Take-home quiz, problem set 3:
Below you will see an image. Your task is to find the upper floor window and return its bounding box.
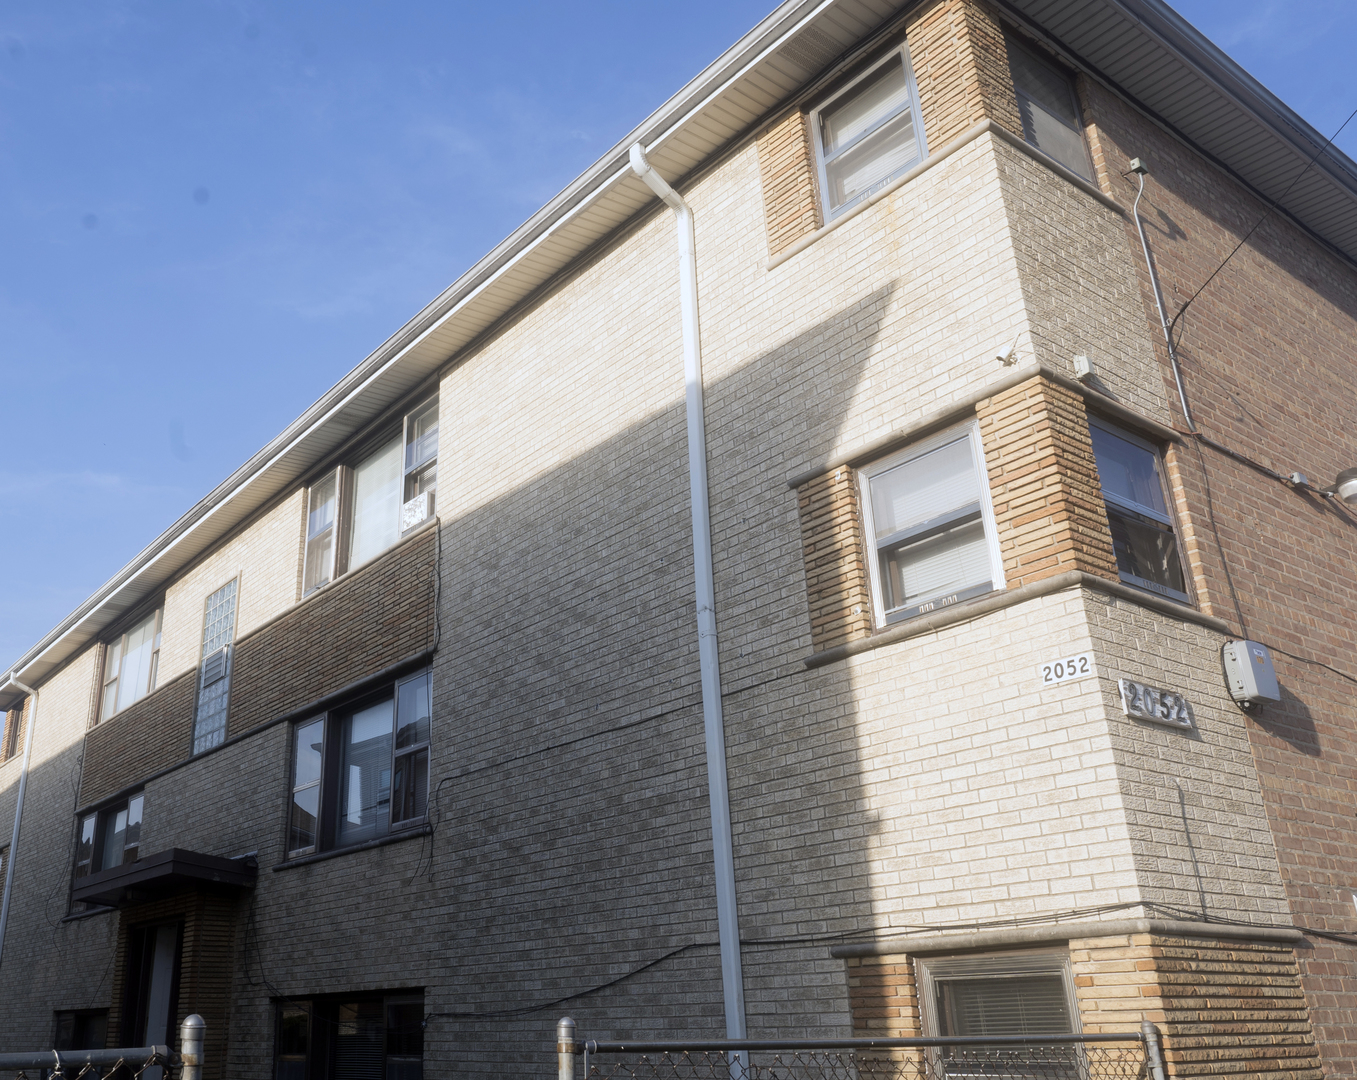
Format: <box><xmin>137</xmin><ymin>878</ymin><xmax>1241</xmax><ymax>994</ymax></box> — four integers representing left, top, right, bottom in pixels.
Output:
<box><xmin>858</xmin><ymin>423</ymin><xmax>1004</xmax><ymax>626</ymax></box>
<box><xmin>100</xmin><ymin>610</ymin><xmax>162</xmax><ymax>721</ymax></box>
<box><xmin>1007</xmin><ymin>37</ymin><xmax>1093</xmax><ymax>181</ymax></box>
<box><xmin>810</xmin><ymin>46</ymin><xmax>925</xmax><ymax>221</ymax></box>
<box><xmin>302</xmin><ymin>396</ymin><xmax>438</xmax><ymax>596</ymax></box>
<box><xmin>193</xmin><ymin>578</ymin><xmax>238</xmax><ymax>754</ymax></box>
<box><xmin>1090</xmin><ymin>419</ymin><xmax>1189</xmax><ymax>603</ymax></box>
<box><xmin>287</xmin><ymin>669</ymin><xmax>431</xmax><ymax>859</ymax></box>
<box><xmin>74</xmin><ymin>792</ymin><xmax>144</xmax><ymax>879</ymax></box>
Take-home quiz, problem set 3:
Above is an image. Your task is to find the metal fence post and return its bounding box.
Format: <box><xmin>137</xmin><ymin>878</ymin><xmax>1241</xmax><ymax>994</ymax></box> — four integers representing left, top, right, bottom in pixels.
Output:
<box><xmin>1141</xmin><ymin>1020</ymin><xmax>1166</xmax><ymax>1080</ymax></box>
<box><xmin>557</xmin><ymin>1017</ymin><xmax>576</xmax><ymax>1080</ymax></box>
<box><xmin>180</xmin><ymin>1014</ymin><xmax>206</xmax><ymax>1080</ymax></box>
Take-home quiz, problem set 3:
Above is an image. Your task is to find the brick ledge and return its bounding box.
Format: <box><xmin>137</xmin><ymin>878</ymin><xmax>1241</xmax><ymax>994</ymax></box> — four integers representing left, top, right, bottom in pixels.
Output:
<box><xmin>803</xmin><ymin>570</ymin><xmax>1231</xmax><ymax>669</ymax></box>
<box><xmin>830</xmin><ymin>918</ymin><xmax>1304</xmax><ymax>958</ymax></box>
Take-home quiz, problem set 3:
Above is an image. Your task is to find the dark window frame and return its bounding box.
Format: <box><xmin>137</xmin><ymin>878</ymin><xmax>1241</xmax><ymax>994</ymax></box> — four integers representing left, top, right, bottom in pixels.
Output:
<box><xmin>74</xmin><ymin>792</ymin><xmax>145</xmax><ymax>881</ymax></box>
<box><xmin>1089</xmin><ymin>416</ymin><xmax>1192</xmax><ymax>605</ymax></box>
<box><xmin>1005</xmin><ymin>34</ymin><xmax>1095</xmax><ymax>182</ymax></box>
<box><xmin>273</xmin><ymin>990</ymin><xmax>424</xmax><ymax>1080</ymax></box>
<box><xmin>286</xmin><ymin>669</ymin><xmax>431</xmax><ymax>861</ymax></box>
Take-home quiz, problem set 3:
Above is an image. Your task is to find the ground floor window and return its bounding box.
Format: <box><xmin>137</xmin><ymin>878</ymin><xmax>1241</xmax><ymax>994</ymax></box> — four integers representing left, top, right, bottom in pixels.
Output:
<box><xmin>275</xmin><ymin>992</ymin><xmax>423</xmax><ymax>1080</ymax></box>
<box><xmin>54</xmin><ymin>1009</ymin><xmax>109</xmax><ymax>1050</ymax></box>
<box><xmin>917</xmin><ymin>949</ymin><xmax>1077</xmax><ymax>1037</ymax></box>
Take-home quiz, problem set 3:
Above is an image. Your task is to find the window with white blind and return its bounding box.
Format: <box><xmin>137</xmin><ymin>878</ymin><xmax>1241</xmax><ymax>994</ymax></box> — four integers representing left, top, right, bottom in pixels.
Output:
<box><xmin>858</xmin><ymin>423</ymin><xmax>1004</xmax><ymax>626</ymax></box>
<box><xmin>1007</xmin><ymin>38</ymin><xmax>1093</xmax><ymax>181</ymax></box>
<box><xmin>809</xmin><ymin>46</ymin><xmax>926</xmax><ymax>220</ymax></box>
<box><xmin>193</xmin><ymin>578</ymin><xmax>238</xmax><ymax>754</ymax></box>
<box><xmin>99</xmin><ymin>610</ymin><xmax>162</xmax><ymax>721</ymax></box>
<box><xmin>917</xmin><ymin>950</ymin><xmax>1079</xmax><ymax>1040</ymax></box>
<box><xmin>300</xmin><ymin>395</ymin><xmax>438</xmax><ymax>597</ymax></box>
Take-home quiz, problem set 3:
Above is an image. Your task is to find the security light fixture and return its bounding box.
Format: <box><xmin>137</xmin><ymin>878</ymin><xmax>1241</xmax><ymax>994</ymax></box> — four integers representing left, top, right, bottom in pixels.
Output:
<box><xmin>1289</xmin><ymin>466</ymin><xmax>1357</xmax><ymax>506</ymax></box>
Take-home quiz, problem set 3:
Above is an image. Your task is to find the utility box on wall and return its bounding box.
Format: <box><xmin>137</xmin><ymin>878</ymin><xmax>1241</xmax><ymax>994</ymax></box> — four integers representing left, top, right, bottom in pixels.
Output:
<box><xmin>1223</xmin><ymin>640</ymin><xmax>1281</xmax><ymax>706</ymax></box>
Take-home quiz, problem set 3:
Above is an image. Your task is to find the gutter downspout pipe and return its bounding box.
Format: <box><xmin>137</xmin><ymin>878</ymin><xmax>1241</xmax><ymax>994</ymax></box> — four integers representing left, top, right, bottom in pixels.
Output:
<box><xmin>1130</xmin><ymin>161</ymin><xmax>1196</xmax><ymax>432</ymax></box>
<box><xmin>628</xmin><ymin>143</ymin><xmax>748</xmax><ymax>1049</ymax></box>
<box><xmin>0</xmin><ymin>674</ymin><xmax>39</xmax><ymax>972</ymax></box>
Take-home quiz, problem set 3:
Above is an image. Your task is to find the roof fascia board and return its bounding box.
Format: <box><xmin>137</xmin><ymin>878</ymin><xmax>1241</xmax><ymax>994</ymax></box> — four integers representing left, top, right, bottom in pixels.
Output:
<box><xmin>1110</xmin><ymin>0</ymin><xmax>1357</xmax><ymax>195</ymax></box>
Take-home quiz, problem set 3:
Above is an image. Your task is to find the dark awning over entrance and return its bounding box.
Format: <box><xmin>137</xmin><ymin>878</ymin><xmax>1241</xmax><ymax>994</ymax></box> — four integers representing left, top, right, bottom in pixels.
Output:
<box><xmin>71</xmin><ymin>848</ymin><xmax>258</xmax><ymax>908</ymax></box>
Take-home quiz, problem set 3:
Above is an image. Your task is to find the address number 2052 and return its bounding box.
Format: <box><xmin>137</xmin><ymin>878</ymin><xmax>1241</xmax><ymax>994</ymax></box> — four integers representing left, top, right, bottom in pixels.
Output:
<box><xmin>1039</xmin><ymin>653</ymin><xmax>1094</xmax><ymax>685</ymax></box>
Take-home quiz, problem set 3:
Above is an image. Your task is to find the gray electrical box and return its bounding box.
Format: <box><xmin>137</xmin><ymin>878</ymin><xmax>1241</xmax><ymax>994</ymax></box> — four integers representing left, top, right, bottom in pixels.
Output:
<box><xmin>1223</xmin><ymin>640</ymin><xmax>1281</xmax><ymax>705</ymax></box>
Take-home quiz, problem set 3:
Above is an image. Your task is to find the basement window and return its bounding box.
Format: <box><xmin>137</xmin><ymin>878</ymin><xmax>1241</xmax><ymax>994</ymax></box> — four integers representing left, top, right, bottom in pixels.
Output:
<box><xmin>858</xmin><ymin>422</ymin><xmax>1004</xmax><ymax>626</ymax></box>
<box><xmin>917</xmin><ymin>950</ymin><xmax>1079</xmax><ymax>1071</ymax></box>
<box><xmin>809</xmin><ymin>46</ymin><xmax>926</xmax><ymax>220</ymax></box>
<box><xmin>1090</xmin><ymin>419</ymin><xmax>1189</xmax><ymax>604</ymax></box>
<box><xmin>275</xmin><ymin>992</ymin><xmax>423</xmax><ymax>1080</ymax></box>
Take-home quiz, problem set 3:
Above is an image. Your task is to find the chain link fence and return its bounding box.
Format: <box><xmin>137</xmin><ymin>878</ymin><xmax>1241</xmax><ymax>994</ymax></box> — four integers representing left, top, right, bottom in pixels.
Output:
<box><xmin>0</xmin><ymin>1014</ymin><xmax>203</xmax><ymax>1080</ymax></box>
<box><xmin>558</xmin><ymin>1021</ymin><xmax>1164</xmax><ymax>1080</ymax></box>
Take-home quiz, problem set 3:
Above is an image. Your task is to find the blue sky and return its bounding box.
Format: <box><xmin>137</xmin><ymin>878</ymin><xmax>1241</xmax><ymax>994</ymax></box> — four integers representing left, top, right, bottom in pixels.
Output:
<box><xmin>1</xmin><ymin>0</ymin><xmax>1353</xmax><ymax>668</ymax></box>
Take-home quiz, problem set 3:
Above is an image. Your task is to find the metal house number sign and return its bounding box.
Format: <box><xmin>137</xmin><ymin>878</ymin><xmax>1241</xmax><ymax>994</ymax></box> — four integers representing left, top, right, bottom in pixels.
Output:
<box><xmin>1119</xmin><ymin>678</ymin><xmax>1195</xmax><ymax>731</ymax></box>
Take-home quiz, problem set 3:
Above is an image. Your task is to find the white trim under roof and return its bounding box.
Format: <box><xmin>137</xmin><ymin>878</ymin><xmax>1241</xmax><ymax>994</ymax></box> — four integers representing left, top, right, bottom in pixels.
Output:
<box><xmin>5</xmin><ymin>0</ymin><xmax>1357</xmax><ymax>701</ymax></box>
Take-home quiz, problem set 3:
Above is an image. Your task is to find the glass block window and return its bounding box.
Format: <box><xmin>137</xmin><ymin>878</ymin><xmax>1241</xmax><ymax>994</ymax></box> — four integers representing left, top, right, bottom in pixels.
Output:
<box><xmin>193</xmin><ymin>578</ymin><xmax>238</xmax><ymax>754</ymax></box>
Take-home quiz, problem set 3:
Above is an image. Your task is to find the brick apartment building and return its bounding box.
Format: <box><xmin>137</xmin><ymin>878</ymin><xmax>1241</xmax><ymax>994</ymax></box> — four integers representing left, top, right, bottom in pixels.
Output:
<box><xmin>1</xmin><ymin>0</ymin><xmax>1355</xmax><ymax>1076</ymax></box>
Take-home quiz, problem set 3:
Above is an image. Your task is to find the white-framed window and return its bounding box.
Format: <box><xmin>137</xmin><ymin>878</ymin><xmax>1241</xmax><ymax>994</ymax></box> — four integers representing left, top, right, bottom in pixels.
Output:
<box><xmin>193</xmin><ymin>577</ymin><xmax>239</xmax><ymax>754</ymax></box>
<box><xmin>99</xmin><ymin>610</ymin><xmax>162</xmax><ymax>721</ymax></box>
<box><xmin>287</xmin><ymin>669</ymin><xmax>431</xmax><ymax>859</ymax></box>
<box><xmin>916</xmin><ymin>950</ymin><xmax>1080</xmax><ymax>1039</ymax></box>
<box><xmin>809</xmin><ymin>45</ymin><xmax>927</xmax><ymax>221</ymax></box>
<box><xmin>301</xmin><ymin>395</ymin><xmax>438</xmax><ymax>597</ymax></box>
<box><xmin>858</xmin><ymin>422</ymin><xmax>1004</xmax><ymax>626</ymax></box>
<box><xmin>1007</xmin><ymin>37</ymin><xmax>1093</xmax><ymax>181</ymax></box>
<box><xmin>1089</xmin><ymin>418</ymin><xmax>1189</xmax><ymax>603</ymax></box>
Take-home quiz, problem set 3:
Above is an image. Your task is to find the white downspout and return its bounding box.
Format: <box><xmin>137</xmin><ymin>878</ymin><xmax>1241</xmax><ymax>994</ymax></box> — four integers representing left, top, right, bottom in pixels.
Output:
<box><xmin>628</xmin><ymin>143</ymin><xmax>748</xmax><ymax>1046</ymax></box>
<box><xmin>0</xmin><ymin>673</ymin><xmax>40</xmax><ymax>972</ymax></box>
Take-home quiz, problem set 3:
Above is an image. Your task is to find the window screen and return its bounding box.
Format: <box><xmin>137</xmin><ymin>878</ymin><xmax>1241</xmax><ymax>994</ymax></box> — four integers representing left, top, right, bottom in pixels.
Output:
<box><xmin>1008</xmin><ymin>39</ymin><xmax>1092</xmax><ymax>181</ymax></box>
<box><xmin>813</xmin><ymin>49</ymin><xmax>925</xmax><ymax>219</ymax></box>
<box><xmin>1090</xmin><ymin>422</ymin><xmax>1188</xmax><ymax>603</ymax></box>
<box><xmin>861</xmin><ymin>426</ymin><xmax>1001</xmax><ymax>624</ymax></box>
<box><xmin>304</xmin><ymin>471</ymin><xmax>338</xmax><ymax>595</ymax></box>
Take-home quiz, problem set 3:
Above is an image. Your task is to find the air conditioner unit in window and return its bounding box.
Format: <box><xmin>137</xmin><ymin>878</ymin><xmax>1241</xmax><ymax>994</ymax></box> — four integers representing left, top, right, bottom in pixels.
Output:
<box><xmin>401</xmin><ymin>492</ymin><xmax>431</xmax><ymax>532</ymax></box>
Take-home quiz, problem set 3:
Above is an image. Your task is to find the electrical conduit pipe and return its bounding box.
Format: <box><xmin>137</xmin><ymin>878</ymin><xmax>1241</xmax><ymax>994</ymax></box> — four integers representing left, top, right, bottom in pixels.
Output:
<box><xmin>628</xmin><ymin>143</ymin><xmax>748</xmax><ymax>1046</ymax></box>
<box><xmin>0</xmin><ymin>673</ymin><xmax>39</xmax><ymax>972</ymax></box>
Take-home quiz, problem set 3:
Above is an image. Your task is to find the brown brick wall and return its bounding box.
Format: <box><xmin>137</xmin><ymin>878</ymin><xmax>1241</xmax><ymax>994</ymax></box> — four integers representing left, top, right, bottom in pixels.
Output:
<box><xmin>106</xmin><ymin>890</ymin><xmax>238</xmax><ymax>1080</ymax></box>
<box><xmin>977</xmin><ymin>376</ymin><xmax>1120</xmax><ymax>589</ymax></box>
<box><xmin>1072</xmin><ymin>934</ymin><xmax>1322</xmax><ymax>1080</ymax></box>
<box><xmin>906</xmin><ymin>0</ymin><xmax>1022</xmax><ymax>151</ymax></box>
<box><xmin>796</xmin><ymin>466</ymin><xmax>873</xmax><ymax>650</ymax></box>
<box><xmin>80</xmin><ymin>670</ymin><xmax>196</xmax><ymax>806</ymax></box>
<box><xmin>1082</xmin><ymin>70</ymin><xmax>1357</xmax><ymax>1074</ymax></box>
<box><xmin>758</xmin><ymin>109</ymin><xmax>821</xmax><ymax>257</ymax></box>
<box><xmin>227</xmin><ymin>524</ymin><xmax>436</xmax><ymax>737</ymax></box>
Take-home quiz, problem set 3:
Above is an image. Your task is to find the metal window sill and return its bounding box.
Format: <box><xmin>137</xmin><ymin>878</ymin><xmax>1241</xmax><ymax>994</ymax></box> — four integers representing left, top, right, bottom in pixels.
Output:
<box><xmin>272</xmin><ymin>823</ymin><xmax>431</xmax><ymax>871</ymax></box>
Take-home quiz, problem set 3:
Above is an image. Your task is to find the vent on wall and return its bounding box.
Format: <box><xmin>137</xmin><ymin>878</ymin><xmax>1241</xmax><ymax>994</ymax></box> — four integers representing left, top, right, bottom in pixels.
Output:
<box><xmin>777</xmin><ymin>25</ymin><xmax>841</xmax><ymax>74</ymax></box>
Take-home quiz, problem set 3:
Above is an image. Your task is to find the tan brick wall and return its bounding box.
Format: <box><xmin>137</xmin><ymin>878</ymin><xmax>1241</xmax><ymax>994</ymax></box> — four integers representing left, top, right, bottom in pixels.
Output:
<box><xmin>796</xmin><ymin>466</ymin><xmax>872</xmax><ymax>650</ymax></box>
<box><xmin>846</xmin><ymin>955</ymin><xmax>922</xmax><ymax>1037</ymax></box>
<box><xmin>1072</xmin><ymin>933</ymin><xmax>1322</xmax><ymax>1080</ymax></box>
<box><xmin>907</xmin><ymin>0</ymin><xmax>1021</xmax><ymax>151</ymax></box>
<box><xmin>977</xmin><ymin>375</ymin><xmax>1119</xmax><ymax>588</ymax></box>
<box><xmin>757</xmin><ymin>109</ymin><xmax>820</xmax><ymax>257</ymax></box>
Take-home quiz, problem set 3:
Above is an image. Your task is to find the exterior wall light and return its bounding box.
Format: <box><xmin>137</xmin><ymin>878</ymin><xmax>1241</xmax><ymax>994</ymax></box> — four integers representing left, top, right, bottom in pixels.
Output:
<box><xmin>1291</xmin><ymin>467</ymin><xmax>1357</xmax><ymax>506</ymax></box>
